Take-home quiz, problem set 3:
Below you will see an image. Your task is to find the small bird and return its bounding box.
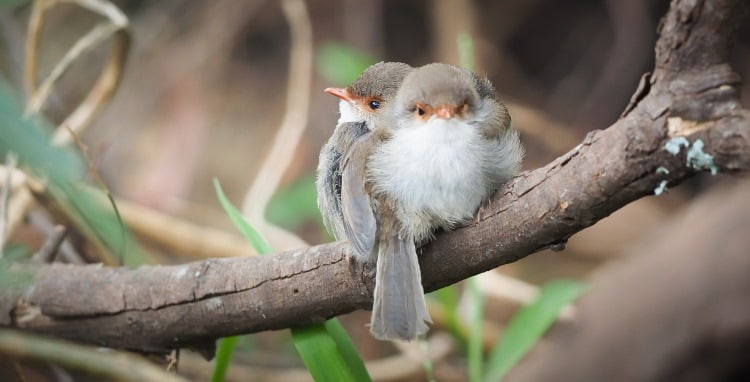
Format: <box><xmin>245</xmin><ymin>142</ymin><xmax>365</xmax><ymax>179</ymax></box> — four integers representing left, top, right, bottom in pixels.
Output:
<box><xmin>316</xmin><ymin>62</ymin><xmax>413</xmax><ymax>246</ymax></box>
<box><xmin>340</xmin><ymin>63</ymin><xmax>524</xmax><ymax>340</ymax></box>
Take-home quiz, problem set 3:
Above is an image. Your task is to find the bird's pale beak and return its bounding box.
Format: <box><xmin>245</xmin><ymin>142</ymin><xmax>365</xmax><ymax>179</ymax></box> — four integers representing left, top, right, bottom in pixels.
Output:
<box><xmin>325</xmin><ymin>87</ymin><xmax>354</xmax><ymax>102</ymax></box>
<box><xmin>435</xmin><ymin>105</ymin><xmax>455</xmax><ymax>119</ymax></box>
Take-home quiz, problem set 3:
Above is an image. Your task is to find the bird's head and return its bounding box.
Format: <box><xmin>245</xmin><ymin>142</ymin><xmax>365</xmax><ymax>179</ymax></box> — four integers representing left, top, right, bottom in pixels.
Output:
<box><xmin>325</xmin><ymin>62</ymin><xmax>413</xmax><ymax>128</ymax></box>
<box><xmin>394</xmin><ymin>63</ymin><xmax>481</xmax><ymax>128</ymax></box>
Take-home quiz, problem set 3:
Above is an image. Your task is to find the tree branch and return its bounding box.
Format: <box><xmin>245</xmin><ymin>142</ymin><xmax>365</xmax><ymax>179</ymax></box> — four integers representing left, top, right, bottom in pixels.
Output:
<box><xmin>504</xmin><ymin>178</ymin><xmax>750</xmax><ymax>382</ymax></box>
<box><xmin>1</xmin><ymin>0</ymin><xmax>748</xmax><ymax>355</ymax></box>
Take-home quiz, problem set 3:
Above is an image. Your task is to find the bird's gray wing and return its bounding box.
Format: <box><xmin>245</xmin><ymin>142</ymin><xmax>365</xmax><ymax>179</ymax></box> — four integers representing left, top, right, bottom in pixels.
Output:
<box><xmin>316</xmin><ymin>140</ymin><xmax>346</xmax><ymax>240</ymax></box>
<box><xmin>316</xmin><ymin>122</ymin><xmax>370</xmax><ymax>241</ymax></box>
<box><xmin>340</xmin><ymin>138</ymin><xmax>377</xmax><ymax>260</ymax></box>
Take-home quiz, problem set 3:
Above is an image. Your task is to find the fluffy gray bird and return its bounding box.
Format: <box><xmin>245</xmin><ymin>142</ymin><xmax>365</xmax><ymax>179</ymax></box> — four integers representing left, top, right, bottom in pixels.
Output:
<box><xmin>316</xmin><ymin>62</ymin><xmax>413</xmax><ymax>245</ymax></box>
<box><xmin>341</xmin><ymin>63</ymin><xmax>524</xmax><ymax>340</ymax></box>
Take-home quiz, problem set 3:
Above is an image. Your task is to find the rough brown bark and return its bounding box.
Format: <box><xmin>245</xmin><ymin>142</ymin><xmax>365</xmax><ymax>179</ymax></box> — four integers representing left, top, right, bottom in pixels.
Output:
<box><xmin>505</xmin><ymin>180</ymin><xmax>750</xmax><ymax>382</ymax></box>
<box><xmin>0</xmin><ymin>0</ymin><xmax>748</xmax><ymax>355</ymax></box>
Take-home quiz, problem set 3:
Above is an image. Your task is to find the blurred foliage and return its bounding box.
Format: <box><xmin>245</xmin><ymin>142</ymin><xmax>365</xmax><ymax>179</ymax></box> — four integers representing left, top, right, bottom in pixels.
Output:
<box><xmin>484</xmin><ymin>279</ymin><xmax>587</xmax><ymax>381</ymax></box>
<box><xmin>266</xmin><ymin>174</ymin><xmax>325</xmax><ymax>233</ymax></box>
<box><xmin>457</xmin><ymin>32</ymin><xmax>475</xmax><ymax>75</ymax></box>
<box><xmin>316</xmin><ymin>42</ymin><xmax>378</xmax><ymax>87</ymax></box>
<box><xmin>468</xmin><ymin>278</ymin><xmax>484</xmax><ymax>382</ymax></box>
<box><xmin>293</xmin><ymin>320</ymin><xmax>372</xmax><ymax>382</ymax></box>
<box><xmin>429</xmin><ymin>286</ymin><xmax>464</xmax><ymax>343</ymax></box>
<box><xmin>0</xmin><ymin>0</ymin><xmax>27</xmax><ymax>9</ymax></box>
<box><xmin>0</xmin><ymin>80</ymin><xmax>149</xmax><ymax>267</ymax></box>
<box><xmin>0</xmin><ymin>258</ymin><xmax>35</xmax><ymax>292</ymax></box>
<box><xmin>1</xmin><ymin>243</ymin><xmax>32</xmax><ymax>261</ymax></box>
<box><xmin>0</xmin><ymin>83</ymin><xmax>83</xmax><ymax>183</ymax></box>
<box><xmin>54</xmin><ymin>183</ymin><xmax>151</xmax><ymax>266</ymax></box>
<box><xmin>214</xmin><ymin>178</ymin><xmax>273</xmax><ymax>254</ymax></box>
<box><xmin>213</xmin><ymin>179</ymin><xmax>371</xmax><ymax>382</ymax></box>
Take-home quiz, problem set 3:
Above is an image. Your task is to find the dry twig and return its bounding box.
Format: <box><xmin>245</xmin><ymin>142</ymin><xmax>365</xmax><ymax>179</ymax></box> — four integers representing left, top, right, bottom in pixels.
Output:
<box><xmin>240</xmin><ymin>0</ymin><xmax>312</xmax><ymax>251</ymax></box>
<box><xmin>8</xmin><ymin>0</ymin><xmax>130</xmax><ymax>238</ymax></box>
<box><xmin>24</xmin><ymin>0</ymin><xmax>129</xmax><ymax>144</ymax></box>
<box><xmin>0</xmin><ymin>329</ymin><xmax>187</xmax><ymax>382</ymax></box>
<box><xmin>30</xmin><ymin>225</ymin><xmax>67</xmax><ymax>263</ymax></box>
<box><xmin>115</xmin><ymin>198</ymin><xmax>259</xmax><ymax>259</ymax></box>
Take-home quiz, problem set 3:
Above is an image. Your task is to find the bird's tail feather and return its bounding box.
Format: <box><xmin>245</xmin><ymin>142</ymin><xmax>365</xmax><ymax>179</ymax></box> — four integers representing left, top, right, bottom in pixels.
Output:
<box><xmin>370</xmin><ymin>233</ymin><xmax>431</xmax><ymax>340</ymax></box>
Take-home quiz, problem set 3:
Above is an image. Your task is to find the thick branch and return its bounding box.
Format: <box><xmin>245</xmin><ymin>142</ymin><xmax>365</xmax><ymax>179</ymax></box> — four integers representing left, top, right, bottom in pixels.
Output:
<box><xmin>0</xmin><ymin>0</ymin><xmax>748</xmax><ymax>354</ymax></box>
<box><xmin>655</xmin><ymin>0</ymin><xmax>743</xmax><ymax>72</ymax></box>
<box><xmin>505</xmin><ymin>181</ymin><xmax>750</xmax><ymax>382</ymax></box>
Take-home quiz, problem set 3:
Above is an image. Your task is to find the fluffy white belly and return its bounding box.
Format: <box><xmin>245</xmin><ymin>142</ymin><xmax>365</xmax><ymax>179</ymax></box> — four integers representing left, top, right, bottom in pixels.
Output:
<box><xmin>370</xmin><ymin>119</ymin><xmax>491</xmax><ymax>237</ymax></box>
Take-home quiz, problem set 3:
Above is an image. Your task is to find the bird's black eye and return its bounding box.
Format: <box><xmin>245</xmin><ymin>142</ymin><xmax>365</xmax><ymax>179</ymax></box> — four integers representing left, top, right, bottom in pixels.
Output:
<box><xmin>368</xmin><ymin>100</ymin><xmax>380</xmax><ymax>110</ymax></box>
<box><xmin>417</xmin><ymin>107</ymin><xmax>425</xmax><ymax>116</ymax></box>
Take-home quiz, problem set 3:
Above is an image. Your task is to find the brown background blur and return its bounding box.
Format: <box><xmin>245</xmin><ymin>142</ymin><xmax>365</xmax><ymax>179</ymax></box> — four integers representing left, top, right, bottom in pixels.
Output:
<box><xmin>1</xmin><ymin>0</ymin><xmax>749</xmax><ymax>379</ymax></box>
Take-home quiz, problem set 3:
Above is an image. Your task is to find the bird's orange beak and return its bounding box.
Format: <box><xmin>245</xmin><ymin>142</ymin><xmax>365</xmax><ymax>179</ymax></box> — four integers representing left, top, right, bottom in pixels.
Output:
<box><xmin>325</xmin><ymin>87</ymin><xmax>354</xmax><ymax>102</ymax></box>
<box><xmin>435</xmin><ymin>105</ymin><xmax>455</xmax><ymax>119</ymax></box>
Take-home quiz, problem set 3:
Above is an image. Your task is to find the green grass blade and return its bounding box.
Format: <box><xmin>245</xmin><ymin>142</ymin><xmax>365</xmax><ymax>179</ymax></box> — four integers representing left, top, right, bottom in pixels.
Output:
<box><xmin>430</xmin><ymin>286</ymin><xmax>465</xmax><ymax>343</ymax></box>
<box><xmin>467</xmin><ymin>277</ymin><xmax>484</xmax><ymax>382</ymax></box>
<box><xmin>483</xmin><ymin>279</ymin><xmax>586</xmax><ymax>382</ymax></box>
<box><xmin>291</xmin><ymin>321</ymin><xmax>371</xmax><ymax>382</ymax></box>
<box><xmin>0</xmin><ymin>83</ymin><xmax>83</xmax><ymax>184</ymax></box>
<box><xmin>322</xmin><ymin>319</ymin><xmax>371</xmax><ymax>381</ymax></box>
<box><xmin>210</xmin><ymin>179</ymin><xmax>267</xmax><ymax>382</ymax></box>
<box><xmin>457</xmin><ymin>32</ymin><xmax>475</xmax><ymax>72</ymax></box>
<box><xmin>212</xmin><ymin>178</ymin><xmax>371</xmax><ymax>382</ymax></box>
<box><xmin>211</xmin><ymin>336</ymin><xmax>239</xmax><ymax>382</ymax></box>
<box><xmin>212</xmin><ymin>178</ymin><xmax>273</xmax><ymax>254</ymax></box>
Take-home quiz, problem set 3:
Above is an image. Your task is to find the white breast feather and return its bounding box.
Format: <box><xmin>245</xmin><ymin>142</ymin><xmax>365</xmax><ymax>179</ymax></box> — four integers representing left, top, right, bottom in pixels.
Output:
<box><xmin>370</xmin><ymin>118</ymin><xmax>493</xmax><ymax>240</ymax></box>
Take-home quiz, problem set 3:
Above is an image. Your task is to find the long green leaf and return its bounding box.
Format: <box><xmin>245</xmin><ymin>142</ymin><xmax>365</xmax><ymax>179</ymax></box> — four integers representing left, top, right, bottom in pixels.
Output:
<box><xmin>211</xmin><ymin>336</ymin><xmax>239</xmax><ymax>382</ymax></box>
<box><xmin>430</xmin><ymin>286</ymin><xmax>465</xmax><ymax>343</ymax></box>
<box><xmin>211</xmin><ymin>180</ymin><xmax>265</xmax><ymax>382</ymax></box>
<box><xmin>321</xmin><ymin>319</ymin><xmax>371</xmax><ymax>381</ymax></box>
<box><xmin>0</xmin><ymin>83</ymin><xmax>83</xmax><ymax>184</ymax></box>
<box><xmin>467</xmin><ymin>277</ymin><xmax>484</xmax><ymax>382</ymax></box>
<box><xmin>483</xmin><ymin>279</ymin><xmax>586</xmax><ymax>382</ymax></box>
<box><xmin>213</xmin><ymin>178</ymin><xmax>273</xmax><ymax>255</ymax></box>
<box><xmin>291</xmin><ymin>322</ymin><xmax>370</xmax><ymax>382</ymax></box>
<box><xmin>212</xmin><ymin>179</ymin><xmax>371</xmax><ymax>382</ymax></box>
